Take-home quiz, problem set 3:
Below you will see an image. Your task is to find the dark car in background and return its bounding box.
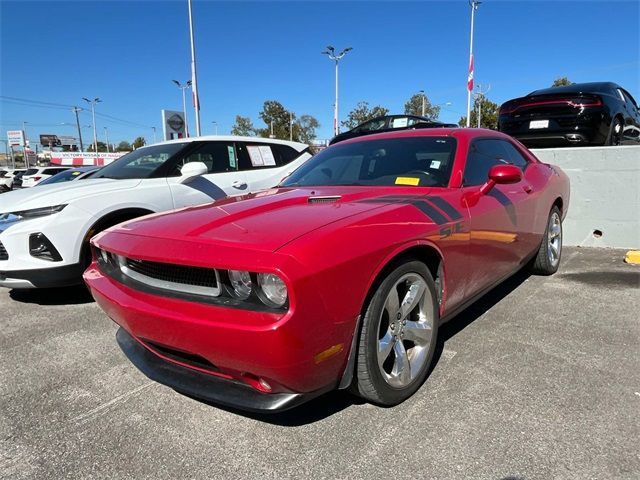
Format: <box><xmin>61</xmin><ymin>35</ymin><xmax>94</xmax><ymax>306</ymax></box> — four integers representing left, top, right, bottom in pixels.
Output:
<box><xmin>498</xmin><ymin>82</ymin><xmax>640</xmax><ymax>147</ymax></box>
<box><xmin>329</xmin><ymin>114</ymin><xmax>457</xmax><ymax>145</ymax></box>
<box><xmin>9</xmin><ymin>170</ymin><xmax>28</xmax><ymax>190</ymax></box>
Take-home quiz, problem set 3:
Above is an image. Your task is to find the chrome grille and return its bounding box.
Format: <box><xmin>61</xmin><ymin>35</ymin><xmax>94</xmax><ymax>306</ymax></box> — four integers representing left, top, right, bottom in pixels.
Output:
<box><xmin>0</xmin><ymin>241</ymin><xmax>7</xmax><ymax>260</ymax></box>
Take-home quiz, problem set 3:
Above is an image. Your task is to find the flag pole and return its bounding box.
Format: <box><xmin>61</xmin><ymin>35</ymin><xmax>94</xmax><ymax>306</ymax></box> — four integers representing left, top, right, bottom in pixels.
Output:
<box><xmin>466</xmin><ymin>1</ymin><xmax>481</xmax><ymax>128</ymax></box>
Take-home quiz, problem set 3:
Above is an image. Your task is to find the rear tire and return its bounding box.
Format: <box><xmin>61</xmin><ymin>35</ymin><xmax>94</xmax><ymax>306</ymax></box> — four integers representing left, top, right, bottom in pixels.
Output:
<box><xmin>529</xmin><ymin>206</ymin><xmax>562</xmax><ymax>275</ymax></box>
<box><xmin>353</xmin><ymin>260</ymin><xmax>439</xmax><ymax>406</ymax></box>
<box><xmin>607</xmin><ymin>117</ymin><xmax>623</xmax><ymax>146</ymax></box>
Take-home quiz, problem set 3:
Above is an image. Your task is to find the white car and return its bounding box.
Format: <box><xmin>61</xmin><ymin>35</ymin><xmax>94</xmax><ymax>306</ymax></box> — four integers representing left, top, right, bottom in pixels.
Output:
<box><xmin>0</xmin><ymin>169</ymin><xmax>27</xmax><ymax>192</ymax></box>
<box><xmin>0</xmin><ymin>136</ymin><xmax>312</xmax><ymax>289</ymax></box>
<box><xmin>20</xmin><ymin>166</ymin><xmax>73</xmax><ymax>188</ymax></box>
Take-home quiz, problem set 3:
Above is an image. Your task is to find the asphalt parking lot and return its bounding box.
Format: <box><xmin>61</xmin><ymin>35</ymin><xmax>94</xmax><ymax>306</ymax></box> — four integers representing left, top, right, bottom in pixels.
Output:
<box><xmin>1</xmin><ymin>247</ymin><xmax>638</xmax><ymax>480</ymax></box>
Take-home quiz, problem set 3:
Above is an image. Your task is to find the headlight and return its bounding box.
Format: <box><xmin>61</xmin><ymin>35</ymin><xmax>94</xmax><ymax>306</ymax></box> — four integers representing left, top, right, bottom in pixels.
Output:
<box><xmin>257</xmin><ymin>273</ymin><xmax>288</xmax><ymax>308</ymax></box>
<box><xmin>0</xmin><ymin>204</ymin><xmax>67</xmax><ymax>222</ymax></box>
<box><xmin>228</xmin><ymin>270</ymin><xmax>252</xmax><ymax>300</ymax></box>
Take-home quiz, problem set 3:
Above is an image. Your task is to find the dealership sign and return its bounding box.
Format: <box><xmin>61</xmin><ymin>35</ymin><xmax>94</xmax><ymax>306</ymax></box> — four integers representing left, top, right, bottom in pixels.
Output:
<box><xmin>162</xmin><ymin>109</ymin><xmax>186</xmax><ymax>141</ymax></box>
<box><xmin>7</xmin><ymin>130</ymin><xmax>25</xmax><ymax>147</ymax></box>
<box><xmin>49</xmin><ymin>151</ymin><xmax>126</xmax><ymax>166</ymax></box>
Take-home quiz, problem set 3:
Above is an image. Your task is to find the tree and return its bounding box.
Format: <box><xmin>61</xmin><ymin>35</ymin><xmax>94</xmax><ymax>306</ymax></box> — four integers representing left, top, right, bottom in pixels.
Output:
<box><xmin>87</xmin><ymin>141</ymin><xmax>108</xmax><ymax>152</ymax></box>
<box><xmin>230</xmin><ymin>115</ymin><xmax>256</xmax><ymax>136</ymax></box>
<box><xmin>256</xmin><ymin>100</ymin><xmax>292</xmax><ymax>139</ymax></box>
<box><xmin>404</xmin><ymin>92</ymin><xmax>440</xmax><ymax>119</ymax></box>
<box><xmin>341</xmin><ymin>101</ymin><xmax>389</xmax><ymax>130</ymax></box>
<box><xmin>458</xmin><ymin>95</ymin><xmax>499</xmax><ymax>129</ymax></box>
<box><xmin>294</xmin><ymin>115</ymin><xmax>320</xmax><ymax>144</ymax></box>
<box><xmin>117</xmin><ymin>141</ymin><xmax>132</xmax><ymax>152</ymax></box>
<box><xmin>552</xmin><ymin>77</ymin><xmax>574</xmax><ymax>87</ymax></box>
<box><xmin>132</xmin><ymin>137</ymin><xmax>146</xmax><ymax>149</ymax></box>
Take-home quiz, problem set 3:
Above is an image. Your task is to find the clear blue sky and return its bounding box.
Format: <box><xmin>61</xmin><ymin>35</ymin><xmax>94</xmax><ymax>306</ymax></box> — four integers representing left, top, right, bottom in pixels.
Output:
<box><xmin>1</xmin><ymin>0</ymin><xmax>638</xmax><ymax>145</ymax></box>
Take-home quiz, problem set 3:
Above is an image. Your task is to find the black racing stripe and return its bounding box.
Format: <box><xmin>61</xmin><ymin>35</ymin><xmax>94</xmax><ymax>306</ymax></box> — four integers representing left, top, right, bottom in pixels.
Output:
<box><xmin>425</xmin><ymin>196</ymin><xmax>463</xmax><ymax>221</ymax></box>
<box><xmin>409</xmin><ymin>201</ymin><xmax>448</xmax><ymax>225</ymax></box>
<box><xmin>488</xmin><ymin>189</ymin><xmax>517</xmax><ymax>226</ymax></box>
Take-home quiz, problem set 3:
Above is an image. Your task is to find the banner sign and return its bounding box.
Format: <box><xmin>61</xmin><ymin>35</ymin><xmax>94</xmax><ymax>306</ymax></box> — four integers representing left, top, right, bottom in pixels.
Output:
<box><xmin>7</xmin><ymin>130</ymin><xmax>25</xmax><ymax>147</ymax></box>
<box><xmin>162</xmin><ymin>109</ymin><xmax>186</xmax><ymax>141</ymax></box>
<box><xmin>49</xmin><ymin>151</ymin><xmax>126</xmax><ymax>166</ymax></box>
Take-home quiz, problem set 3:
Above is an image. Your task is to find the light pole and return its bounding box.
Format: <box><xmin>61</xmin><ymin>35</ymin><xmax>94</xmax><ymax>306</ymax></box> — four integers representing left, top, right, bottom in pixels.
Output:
<box><xmin>289</xmin><ymin>112</ymin><xmax>293</xmax><ymax>141</ymax></box>
<box><xmin>419</xmin><ymin>90</ymin><xmax>426</xmax><ymax>117</ymax></box>
<box><xmin>22</xmin><ymin>121</ymin><xmax>29</xmax><ymax>166</ymax></box>
<box><xmin>322</xmin><ymin>45</ymin><xmax>352</xmax><ymax>136</ymax></box>
<box><xmin>475</xmin><ymin>84</ymin><xmax>491</xmax><ymax>128</ymax></box>
<box><xmin>172</xmin><ymin>80</ymin><xmax>191</xmax><ymax>137</ymax></box>
<box><xmin>82</xmin><ymin>97</ymin><xmax>101</xmax><ymax>152</ymax></box>
<box><xmin>211</xmin><ymin>121</ymin><xmax>218</xmax><ymax>135</ymax></box>
<box><xmin>466</xmin><ymin>1</ymin><xmax>481</xmax><ymax>127</ymax></box>
<box><xmin>151</xmin><ymin>126</ymin><xmax>157</xmax><ymax>143</ymax></box>
<box><xmin>104</xmin><ymin>127</ymin><xmax>110</xmax><ymax>152</ymax></box>
<box><xmin>187</xmin><ymin>0</ymin><xmax>202</xmax><ymax>136</ymax></box>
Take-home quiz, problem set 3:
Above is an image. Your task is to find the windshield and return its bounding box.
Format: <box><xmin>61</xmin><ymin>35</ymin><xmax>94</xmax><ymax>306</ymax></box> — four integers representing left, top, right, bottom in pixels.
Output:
<box><xmin>24</xmin><ymin>169</ymin><xmax>39</xmax><ymax>176</ymax></box>
<box><xmin>39</xmin><ymin>169</ymin><xmax>91</xmax><ymax>185</ymax></box>
<box><xmin>282</xmin><ymin>136</ymin><xmax>457</xmax><ymax>188</ymax></box>
<box><xmin>93</xmin><ymin>143</ymin><xmax>187</xmax><ymax>179</ymax></box>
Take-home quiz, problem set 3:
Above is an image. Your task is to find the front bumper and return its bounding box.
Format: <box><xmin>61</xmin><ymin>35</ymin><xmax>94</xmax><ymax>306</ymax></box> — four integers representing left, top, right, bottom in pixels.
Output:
<box><xmin>116</xmin><ymin>327</ymin><xmax>331</xmax><ymax>412</ymax></box>
<box><xmin>0</xmin><ymin>262</ymin><xmax>86</xmax><ymax>289</ymax></box>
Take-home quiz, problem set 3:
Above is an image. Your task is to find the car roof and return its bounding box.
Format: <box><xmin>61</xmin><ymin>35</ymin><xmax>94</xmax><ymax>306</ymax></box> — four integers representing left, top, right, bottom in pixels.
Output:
<box><xmin>137</xmin><ymin>135</ymin><xmax>309</xmax><ymax>151</ymax></box>
<box><xmin>338</xmin><ymin>127</ymin><xmax>509</xmax><ymax>145</ymax></box>
<box><xmin>528</xmin><ymin>82</ymin><xmax>619</xmax><ymax>96</ymax></box>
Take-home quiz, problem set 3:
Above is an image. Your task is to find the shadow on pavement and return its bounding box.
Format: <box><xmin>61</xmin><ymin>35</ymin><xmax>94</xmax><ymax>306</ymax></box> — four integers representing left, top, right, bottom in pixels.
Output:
<box><xmin>184</xmin><ymin>269</ymin><xmax>533</xmax><ymax>426</ymax></box>
<box><xmin>9</xmin><ymin>284</ymin><xmax>94</xmax><ymax>305</ymax></box>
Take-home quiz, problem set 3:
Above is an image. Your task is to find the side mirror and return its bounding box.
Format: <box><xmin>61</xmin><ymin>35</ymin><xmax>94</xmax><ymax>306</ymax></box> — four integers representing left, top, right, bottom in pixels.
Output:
<box><xmin>479</xmin><ymin>164</ymin><xmax>522</xmax><ymax>195</ymax></box>
<box><xmin>180</xmin><ymin>161</ymin><xmax>208</xmax><ymax>182</ymax></box>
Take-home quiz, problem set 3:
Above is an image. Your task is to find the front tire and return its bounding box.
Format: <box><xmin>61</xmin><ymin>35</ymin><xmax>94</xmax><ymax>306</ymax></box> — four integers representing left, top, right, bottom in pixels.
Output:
<box><xmin>353</xmin><ymin>260</ymin><xmax>439</xmax><ymax>406</ymax></box>
<box><xmin>529</xmin><ymin>206</ymin><xmax>562</xmax><ymax>275</ymax></box>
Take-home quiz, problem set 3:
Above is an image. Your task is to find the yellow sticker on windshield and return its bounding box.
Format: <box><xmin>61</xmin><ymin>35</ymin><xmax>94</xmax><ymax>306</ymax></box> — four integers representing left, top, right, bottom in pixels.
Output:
<box><xmin>395</xmin><ymin>177</ymin><xmax>420</xmax><ymax>186</ymax></box>
<box><xmin>72</xmin><ymin>171</ymin><xmax>81</xmax><ymax>176</ymax></box>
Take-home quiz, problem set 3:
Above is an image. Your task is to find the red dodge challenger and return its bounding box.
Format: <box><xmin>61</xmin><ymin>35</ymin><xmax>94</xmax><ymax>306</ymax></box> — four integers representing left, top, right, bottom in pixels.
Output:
<box><xmin>84</xmin><ymin>128</ymin><xmax>569</xmax><ymax>412</ymax></box>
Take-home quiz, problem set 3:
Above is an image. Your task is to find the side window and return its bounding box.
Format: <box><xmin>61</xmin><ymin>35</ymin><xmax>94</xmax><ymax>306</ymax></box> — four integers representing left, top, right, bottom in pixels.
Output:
<box><xmin>235</xmin><ymin>143</ymin><xmax>299</xmax><ymax>170</ymax></box>
<box><xmin>498</xmin><ymin>141</ymin><xmax>529</xmax><ymax>170</ymax></box>
<box><xmin>176</xmin><ymin>142</ymin><xmax>237</xmax><ymax>175</ymax></box>
<box><xmin>622</xmin><ymin>89</ymin><xmax>638</xmax><ymax>111</ymax></box>
<box><xmin>463</xmin><ymin>139</ymin><xmax>511</xmax><ymax>186</ymax></box>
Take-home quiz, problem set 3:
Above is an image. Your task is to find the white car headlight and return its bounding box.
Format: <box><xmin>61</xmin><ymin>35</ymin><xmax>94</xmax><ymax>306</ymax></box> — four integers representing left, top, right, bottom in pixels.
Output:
<box><xmin>0</xmin><ymin>204</ymin><xmax>67</xmax><ymax>222</ymax></box>
<box><xmin>257</xmin><ymin>273</ymin><xmax>288</xmax><ymax>308</ymax></box>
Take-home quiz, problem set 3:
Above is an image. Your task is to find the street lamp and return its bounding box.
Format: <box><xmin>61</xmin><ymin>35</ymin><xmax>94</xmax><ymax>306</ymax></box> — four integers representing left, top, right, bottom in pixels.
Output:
<box><xmin>172</xmin><ymin>80</ymin><xmax>192</xmax><ymax>137</ymax></box>
<box><xmin>322</xmin><ymin>45</ymin><xmax>352</xmax><ymax>136</ymax></box>
<box><xmin>211</xmin><ymin>121</ymin><xmax>218</xmax><ymax>135</ymax></box>
<box><xmin>82</xmin><ymin>97</ymin><xmax>101</xmax><ymax>152</ymax></box>
<box><xmin>151</xmin><ymin>126</ymin><xmax>157</xmax><ymax>143</ymax></box>
<box><xmin>418</xmin><ymin>90</ymin><xmax>426</xmax><ymax>117</ymax></box>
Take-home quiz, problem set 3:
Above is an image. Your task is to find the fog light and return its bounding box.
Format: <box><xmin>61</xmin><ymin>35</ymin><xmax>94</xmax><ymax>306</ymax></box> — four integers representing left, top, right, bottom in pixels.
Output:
<box><xmin>228</xmin><ymin>270</ymin><xmax>252</xmax><ymax>300</ymax></box>
<box><xmin>29</xmin><ymin>233</ymin><xmax>62</xmax><ymax>261</ymax></box>
<box><xmin>257</xmin><ymin>273</ymin><xmax>288</xmax><ymax>308</ymax></box>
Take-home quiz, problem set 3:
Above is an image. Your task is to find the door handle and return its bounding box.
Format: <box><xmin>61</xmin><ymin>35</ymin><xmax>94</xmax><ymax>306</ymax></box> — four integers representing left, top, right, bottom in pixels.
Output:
<box><xmin>232</xmin><ymin>180</ymin><xmax>247</xmax><ymax>189</ymax></box>
<box><xmin>523</xmin><ymin>185</ymin><xmax>533</xmax><ymax>194</ymax></box>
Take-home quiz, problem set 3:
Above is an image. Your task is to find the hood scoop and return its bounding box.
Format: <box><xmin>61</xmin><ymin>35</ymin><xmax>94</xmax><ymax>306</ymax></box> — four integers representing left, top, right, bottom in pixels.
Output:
<box><xmin>308</xmin><ymin>195</ymin><xmax>341</xmax><ymax>205</ymax></box>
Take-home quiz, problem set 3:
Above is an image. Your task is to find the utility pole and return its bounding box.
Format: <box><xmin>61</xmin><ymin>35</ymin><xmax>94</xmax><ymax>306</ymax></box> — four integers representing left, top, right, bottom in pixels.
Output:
<box><xmin>322</xmin><ymin>46</ymin><xmax>353</xmax><ymax>136</ymax></box>
<box><xmin>22</xmin><ymin>121</ymin><xmax>29</xmax><ymax>167</ymax></box>
<box><xmin>152</xmin><ymin>126</ymin><xmax>157</xmax><ymax>143</ymax></box>
<box><xmin>73</xmin><ymin>106</ymin><xmax>84</xmax><ymax>151</ymax></box>
<box><xmin>419</xmin><ymin>90</ymin><xmax>426</xmax><ymax>117</ymax></box>
<box><xmin>466</xmin><ymin>1</ymin><xmax>481</xmax><ymax>128</ymax></box>
<box><xmin>289</xmin><ymin>112</ymin><xmax>293</xmax><ymax>141</ymax></box>
<box><xmin>187</xmin><ymin>0</ymin><xmax>201</xmax><ymax>136</ymax></box>
<box><xmin>104</xmin><ymin>127</ymin><xmax>110</xmax><ymax>152</ymax></box>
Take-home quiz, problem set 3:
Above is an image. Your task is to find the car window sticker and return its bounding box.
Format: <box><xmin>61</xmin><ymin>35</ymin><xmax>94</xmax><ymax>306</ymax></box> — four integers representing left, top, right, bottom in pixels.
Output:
<box><xmin>227</xmin><ymin>145</ymin><xmax>237</xmax><ymax>168</ymax></box>
<box><xmin>395</xmin><ymin>177</ymin><xmax>420</xmax><ymax>186</ymax></box>
<box><xmin>392</xmin><ymin>117</ymin><xmax>409</xmax><ymax>128</ymax></box>
<box><xmin>258</xmin><ymin>146</ymin><xmax>276</xmax><ymax>166</ymax></box>
<box><xmin>247</xmin><ymin>146</ymin><xmax>264</xmax><ymax>166</ymax></box>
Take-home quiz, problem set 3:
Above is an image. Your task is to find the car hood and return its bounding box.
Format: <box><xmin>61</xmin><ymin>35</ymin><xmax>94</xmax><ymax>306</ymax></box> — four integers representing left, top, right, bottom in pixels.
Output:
<box><xmin>113</xmin><ymin>186</ymin><xmax>438</xmax><ymax>253</ymax></box>
<box><xmin>0</xmin><ymin>178</ymin><xmax>142</xmax><ymax>213</ymax></box>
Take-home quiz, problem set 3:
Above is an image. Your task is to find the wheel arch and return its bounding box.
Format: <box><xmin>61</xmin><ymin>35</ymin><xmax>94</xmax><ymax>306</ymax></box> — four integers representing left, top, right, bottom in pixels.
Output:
<box><xmin>79</xmin><ymin>207</ymin><xmax>155</xmax><ymax>264</ymax></box>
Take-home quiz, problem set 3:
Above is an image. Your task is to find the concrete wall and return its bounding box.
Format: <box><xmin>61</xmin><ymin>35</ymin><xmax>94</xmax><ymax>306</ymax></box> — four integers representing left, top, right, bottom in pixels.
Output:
<box><xmin>531</xmin><ymin>146</ymin><xmax>639</xmax><ymax>249</ymax></box>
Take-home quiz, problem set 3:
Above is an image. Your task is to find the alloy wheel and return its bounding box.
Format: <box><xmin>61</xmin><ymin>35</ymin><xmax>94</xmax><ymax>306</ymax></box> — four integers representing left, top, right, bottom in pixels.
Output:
<box><xmin>548</xmin><ymin>211</ymin><xmax>562</xmax><ymax>267</ymax></box>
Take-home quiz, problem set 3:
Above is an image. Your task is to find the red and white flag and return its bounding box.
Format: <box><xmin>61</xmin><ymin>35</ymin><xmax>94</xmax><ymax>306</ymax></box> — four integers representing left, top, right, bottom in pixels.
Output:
<box><xmin>467</xmin><ymin>54</ymin><xmax>474</xmax><ymax>92</ymax></box>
